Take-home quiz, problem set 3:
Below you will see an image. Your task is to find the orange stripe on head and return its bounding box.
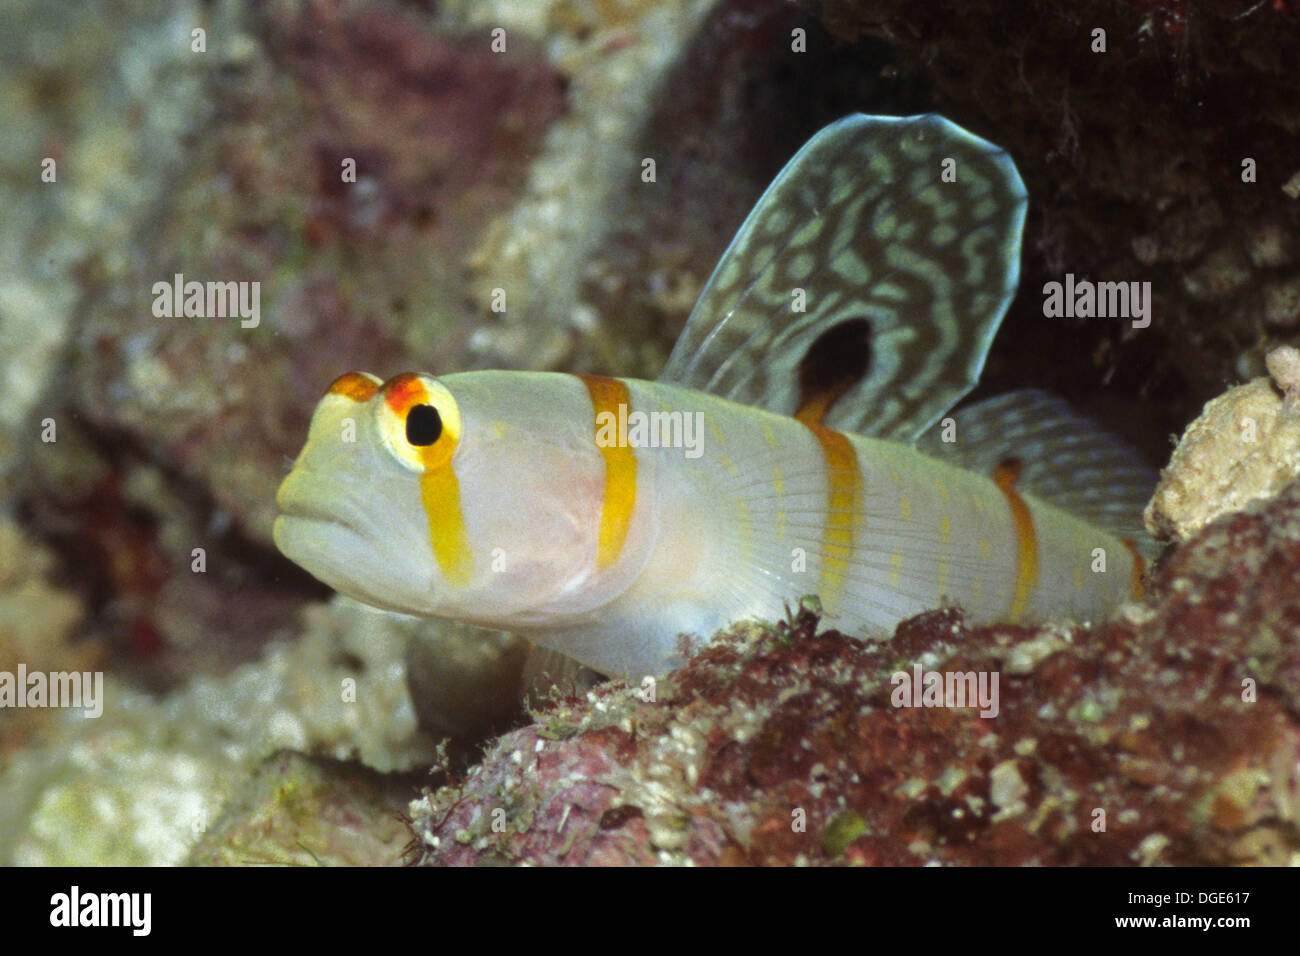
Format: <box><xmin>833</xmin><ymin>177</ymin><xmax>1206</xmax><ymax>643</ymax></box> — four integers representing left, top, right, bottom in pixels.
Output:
<box><xmin>421</xmin><ymin>466</ymin><xmax>472</xmax><ymax>588</ymax></box>
<box><xmin>327</xmin><ymin>372</ymin><xmax>381</xmax><ymax>402</ymax></box>
<box><xmin>577</xmin><ymin>374</ymin><xmax>637</xmax><ymax>571</ymax></box>
<box><xmin>378</xmin><ymin>373</ymin><xmax>472</xmax><ymax>587</ymax></box>
<box><xmin>993</xmin><ymin>457</ymin><xmax>1038</xmax><ymax>623</ymax></box>
<box><xmin>1120</xmin><ymin>537</ymin><xmax>1147</xmax><ymax>599</ymax></box>
<box><xmin>801</xmin><ymin>421</ymin><xmax>859</xmax><ymax>611</ymax></box>
<box><xmin>382</xmin><ymin>373</ymin><xmax>428</xmax><ymax>416</ymax></box>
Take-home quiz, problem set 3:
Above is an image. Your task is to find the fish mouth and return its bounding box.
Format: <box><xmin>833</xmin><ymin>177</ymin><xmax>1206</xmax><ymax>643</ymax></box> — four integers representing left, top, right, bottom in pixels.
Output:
<box><xmin>273</xmin><ymin>497</ymin><xmax>360</xmax><ymax>540</ymax></box>
<box><xmin>273</xmin><ymin>510</ymin><xmax>350</xmax><ymax>559</ymax></box>
<box><xmin>271</xmin><ymin>459</ymin><xmax>445</xmax><ymax>618</ymax></box>
<box><xmin>272</xmin><ymin>468</ymin><xmax>383</xmax><ymax>577</ymax></box>
<box><xmin>274</xmin><ymin>497</ymin><xmax>347</xmax><ymax>530</ymax></box>
<box><xmin>274</xmin><ymin>467</ymin><xmax>370</xmax><ymax>534</ymax></box>
<box><xmin>272</xmin><ymin>510</ymin><xmax>379</xmax><ymax>607</ymax></box>
<box><xmin>272</xmin><ymin>502</ymin><xmax>370</xmax><ymax>569</ymax></box>
<box><xmin>272</xmin><ymin>494</ymin><xmax>399</xmax><ymax>609</ymax></box>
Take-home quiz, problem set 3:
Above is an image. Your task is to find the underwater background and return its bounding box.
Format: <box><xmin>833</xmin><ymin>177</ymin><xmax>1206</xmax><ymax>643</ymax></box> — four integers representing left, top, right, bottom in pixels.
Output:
<box><xmin>2</xmin><ymin>0</ymin><xmax>1299</xmax><ymax>865</ymax></box>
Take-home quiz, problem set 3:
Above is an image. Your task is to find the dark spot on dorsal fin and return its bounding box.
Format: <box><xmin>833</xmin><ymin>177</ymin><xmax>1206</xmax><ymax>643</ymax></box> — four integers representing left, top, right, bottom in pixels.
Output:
<box><xmin>994</xmin><ymin>456</ymin><xmax>1023</xmax><ymax>488</ymax></box>
<box><xmin>795</xmin><ymin>318</ymin><xmax>873</xmax><ymax>427</ymax></box>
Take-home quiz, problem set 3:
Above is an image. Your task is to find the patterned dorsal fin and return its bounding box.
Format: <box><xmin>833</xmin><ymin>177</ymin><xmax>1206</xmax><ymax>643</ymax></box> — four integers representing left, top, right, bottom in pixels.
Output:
<box><xmin>659</xmin><ymin>113</ymin><xmax>1027</xmax><ymax>443</ymax></box>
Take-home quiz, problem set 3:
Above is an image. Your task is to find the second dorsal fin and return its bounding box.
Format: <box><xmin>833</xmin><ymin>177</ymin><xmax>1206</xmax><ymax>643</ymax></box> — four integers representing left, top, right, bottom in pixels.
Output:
<box><xmin>914</xmin><ymin>389</ymin><xmax>1159</xmax><ymax>555</ymax></box>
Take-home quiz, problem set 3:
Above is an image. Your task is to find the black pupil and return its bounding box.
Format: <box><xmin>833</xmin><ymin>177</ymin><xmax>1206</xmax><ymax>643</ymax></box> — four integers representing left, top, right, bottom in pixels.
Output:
<box><xmin>406</xmin><ymin>404</ymin><xmax>442</xmax><ymax>446</ymax></box>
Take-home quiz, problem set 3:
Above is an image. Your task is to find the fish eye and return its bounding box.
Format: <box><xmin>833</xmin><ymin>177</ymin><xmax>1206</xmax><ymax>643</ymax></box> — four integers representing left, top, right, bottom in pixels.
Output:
<box><xmin>375</xmin><ymin>373</ymin><xmax>461</xmax><ymax>472</ymax></box>
<box><xmin>406</xmin><ymin>404</ymin><xmax>442</xmax><ymax>446</ymax></box>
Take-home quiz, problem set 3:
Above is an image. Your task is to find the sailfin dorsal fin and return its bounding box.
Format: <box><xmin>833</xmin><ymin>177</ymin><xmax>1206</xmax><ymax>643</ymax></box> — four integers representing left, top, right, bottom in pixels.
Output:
<box><xmin>659</xmin><ymin>113</ymin><xmax>1027</xmax><ymax>442</ymax></box>
<box><xmin>915</xmin><ymin>389</ymin><xmax>1159</xmax><ymax>555</ymax></box>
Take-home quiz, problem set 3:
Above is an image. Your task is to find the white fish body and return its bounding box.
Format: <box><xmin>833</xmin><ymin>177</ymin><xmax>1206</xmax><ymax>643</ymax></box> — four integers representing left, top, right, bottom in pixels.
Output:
<box><xmin>274</xmin><ymin>114</ymin><xmax>1154</xmax><ymax>677</ymax></box>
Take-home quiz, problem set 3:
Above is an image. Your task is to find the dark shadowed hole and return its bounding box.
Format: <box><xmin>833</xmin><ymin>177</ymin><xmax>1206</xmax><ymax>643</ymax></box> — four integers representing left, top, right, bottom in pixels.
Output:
<box><xmin>796</xmin><ymin>317</ymin><xmax>873</xmax><ymax>418</ymax></box>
